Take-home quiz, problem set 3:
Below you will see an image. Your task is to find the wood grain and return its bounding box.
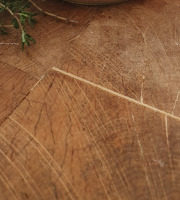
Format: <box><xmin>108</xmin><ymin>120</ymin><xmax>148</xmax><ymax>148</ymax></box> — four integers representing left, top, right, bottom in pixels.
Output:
<box><xmin>1</xmin><ymin>0</ymin><xmax>180</xmax><ymax>199</ymax></box>
<box><xmin>0</xmin><ymin>69</ymin><xmax>179</xmax><ymax>200</ymax></box>
<box><xmin>1</xmin><ymin>0</ymin><xmax>179</xmax><ymax>117</ymax></box>
<box><xmin>58</xmin><ymin>0</ymin><xmax>180</xmax><ymax>117</ymax></box>
<box><xmin>0</xmin><ymin>62</ymin><xmax>37</xmax><ymax>125</ymax></box>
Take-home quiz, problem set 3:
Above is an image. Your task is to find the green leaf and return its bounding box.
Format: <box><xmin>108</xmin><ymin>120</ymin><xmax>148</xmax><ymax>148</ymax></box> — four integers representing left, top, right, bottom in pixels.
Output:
<box><xmin>12</xmin><ymin>18</ymin><xmax>19</xmax><ymax>29</ymax></box>
<box><xmin>26</xmin><ymin>34</ymin><xmax>36</xmax><ymax>43</ymax></box>
<box><xmin>22</xmin><ymin>1</ymin><xmax>31</xmax><ymax>10</ymax></box>
<box><xmin>28</xmin><ymin>17</ymin><xmax>36</xmax><ymax>26</ymax></box>
<box><xmin>20</xmin><ymin>13</ymin><xmax>26</xmax><ymax>25</ymax></box>
<box><xmin>21</xmin><ymin>30</ymin><xmax>36</xmax><ymax>50</ymax></box>
<box><xmin>22</xmin><ymin>11</ymin><xmax>39</xmax><ymax>17</ymax></box>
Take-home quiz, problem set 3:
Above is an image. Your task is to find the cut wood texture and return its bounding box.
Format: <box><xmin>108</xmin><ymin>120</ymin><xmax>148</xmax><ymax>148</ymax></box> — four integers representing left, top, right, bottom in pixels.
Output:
<box><xmin>0</xmin><ymin>69</ymin><xmax>180</xmax><ymax>200</ymax></box>
<box><xmin>0</xmin><ymin>62</ymin><xmax>37</xmax><ymax>125</ymax></box>
<box><xmin>1</xmin><ymin>0</ymin><xmax>180</xmax><ymax>199</ymax></box>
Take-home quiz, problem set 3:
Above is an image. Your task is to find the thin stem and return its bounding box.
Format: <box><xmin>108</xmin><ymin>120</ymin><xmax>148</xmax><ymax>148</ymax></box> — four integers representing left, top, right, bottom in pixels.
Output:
<box><xmin>28</xmin><ymin>0</ymin><xmax>78</xmax><ymax>24</ymax></box>
<box><xmin>0</xmin><ymin>24</ymin><xmax>14</xmax><ymax>28</ymax></box>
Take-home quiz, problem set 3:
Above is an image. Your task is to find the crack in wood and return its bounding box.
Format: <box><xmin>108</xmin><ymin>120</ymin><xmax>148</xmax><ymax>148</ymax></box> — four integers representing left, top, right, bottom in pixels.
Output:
<box><xmin>52</xmin><ymin>67</ymin><xmax>180</xmax><ymax>122</ymax></box>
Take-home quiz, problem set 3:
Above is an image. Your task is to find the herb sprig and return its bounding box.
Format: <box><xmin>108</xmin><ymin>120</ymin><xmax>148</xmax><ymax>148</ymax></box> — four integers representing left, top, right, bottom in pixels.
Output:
<box><xmin>0</xmin><ymin>0</ymin><xmax>77</xmax><ymax>50</ymax></box>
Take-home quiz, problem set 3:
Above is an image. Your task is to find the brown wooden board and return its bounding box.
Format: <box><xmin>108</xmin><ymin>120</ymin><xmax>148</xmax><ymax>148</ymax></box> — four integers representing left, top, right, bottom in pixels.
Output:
<box><xmin>0</xmin><ymin>69</ymin><xmax>179</xmax><ymax>200</ymax></box>
<box><xmin>0</xmin><ymin>62</ymin><xmax>37</xmax><ymax>125</ymax></box>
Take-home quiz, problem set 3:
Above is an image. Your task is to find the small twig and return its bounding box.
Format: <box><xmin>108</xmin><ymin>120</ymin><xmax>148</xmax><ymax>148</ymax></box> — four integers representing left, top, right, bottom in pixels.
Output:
<box><xmin>0</xmin><ymin>24</ymin><xmax>14</xmax><ymax>28</ymax></box>
<box><xmin>28</xmin><ymin>0</ymin><xmax>78</xmax><ymax>24</ymax></box>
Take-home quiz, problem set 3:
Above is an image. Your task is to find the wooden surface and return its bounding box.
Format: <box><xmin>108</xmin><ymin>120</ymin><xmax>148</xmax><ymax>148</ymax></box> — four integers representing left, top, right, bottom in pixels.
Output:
<box><xmin>1</xmin><ymin>0</ymin><xmax>180</xmax><ymax>199</ymax></box>
<box><xmin>0</xmin><ymin>62</ymin><xmax>37</xmax><ymax>125</ymax></box>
